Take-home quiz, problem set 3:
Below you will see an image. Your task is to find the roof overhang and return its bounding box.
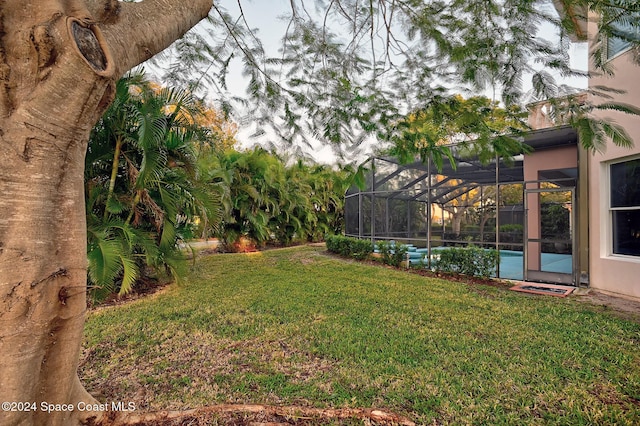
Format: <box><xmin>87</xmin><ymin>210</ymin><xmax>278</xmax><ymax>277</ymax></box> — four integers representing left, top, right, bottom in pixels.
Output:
<box><xmin>523</xmin><ymin>124</ymin><xmax>578</xmax><ymax>150</ymax></box>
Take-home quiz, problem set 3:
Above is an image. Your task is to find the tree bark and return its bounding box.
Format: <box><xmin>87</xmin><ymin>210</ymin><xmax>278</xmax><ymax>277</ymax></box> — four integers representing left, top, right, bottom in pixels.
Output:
<box><xmin>0</xmin><ymin>1</ymin><xmax>212</xmax><ymax>425</ymax></box>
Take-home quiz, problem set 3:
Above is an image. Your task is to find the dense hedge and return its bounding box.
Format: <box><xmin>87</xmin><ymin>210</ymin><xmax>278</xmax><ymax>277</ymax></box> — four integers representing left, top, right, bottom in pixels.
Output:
<box><xmin>325</xmin><ymin>235</ymin><xmax>374</xmax><ymax>260</ymax></box>
<box><xmin>327</xmin><ymin>236</ymin><xmax>500</xmax><ymax>279</ymax></box>
<box><xmin>432</xmin><ymin>246</ymin><xmax>499</xmax><ymax>278</ymax></box>
<box><xmin>499</xmin><ymin>224</ymin><xmax>523</xmax><ymax>233</ymax></box>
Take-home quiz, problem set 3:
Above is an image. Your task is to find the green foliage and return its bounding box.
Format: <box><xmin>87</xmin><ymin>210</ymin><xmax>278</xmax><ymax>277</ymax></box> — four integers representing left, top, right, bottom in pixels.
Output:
<box><xmin>540</xmin><ymin>94</ymin><xmax>639</xmax><ymax>153</ymax></box>
<box><xmin>147</xmin><ymin>1</ymin><xmax>640</xmax><ymax>158</ymax></box>
<box><xmin>376</xmin><ymin>241</ymin><xmax>409</xmax><ymax>267</ymax></box>
<box><xmin>210</xmin><ymin>148</ymin><xmax>281</xmax><ymax>248</ymax></box>
<box><xmin>587</xmin><ymin>1</ymin><xmax>640</xmax><ymax>75</ymax></box>
<box><xmin>499</xmin><ymin>224</ymin><xmax>523</xmax><ymax>234</ymax></box>
<box><xmin>151</xmin><ymin>1</ymin><xmax>592</xmax><ymax>153</ymax></box>
<box><xmin>433</xmin><ymin>246</ymin><xmax>499</xmax><ymax>278</ymax></box>
<box><xmin>271</xmin><ymin>159</ymin><xmax>351</xmax><ymax>244</ymax></box>
<box><xmin>541</xmin><ymin>204</ymin><xmax>571</xmax><ymax>240</ymax></box>
<box><xmin>388</xmin><ymin>95</ymin><xmax>530</xmax><ymax>171</ymax></box>
<box><xmin>205</xmin><ymin>148</ymin><xmax>355</xmax><ymax>250</ymax></box>
<box><xmin>324</xmin><ymin>234</ymin><xmax>344</xmax><ymax>255</ymax></box>
<box><xmin>325</xmin><ymin>235</ymin><xmax>373</xmax><ymax>260</ymax></box>
<box><xmin>85</xmin><ymin>72</ymin><xmax>223</xmax><ymax>300</ymax></box>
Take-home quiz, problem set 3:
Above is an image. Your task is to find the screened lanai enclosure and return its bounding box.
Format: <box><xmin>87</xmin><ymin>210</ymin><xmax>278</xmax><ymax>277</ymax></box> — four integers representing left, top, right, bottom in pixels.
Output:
<box><xmin>345</xmin><ymin>126</ymin><xmax>586</xmax><ymax>286</ymax></box>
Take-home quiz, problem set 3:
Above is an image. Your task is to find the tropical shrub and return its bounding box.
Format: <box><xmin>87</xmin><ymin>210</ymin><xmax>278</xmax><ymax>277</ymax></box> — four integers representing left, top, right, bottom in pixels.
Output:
<box><xmin>325</xmin><ymin>235</ymin><xmax>349</xmax><ymax>256</ymax></box>
<box><xmin>326</xmin><ymin>235</ymin><xmax>373</xmax><ymax>260</ymax></box>
<box><xmin>85</xmin><ymin>73</ymin><xmax>224</xmax><ymax>300</ymax></box>
<box><xmin>205</xmin><ymin>148</ymin><xmax>355</xmax><ymax>250</ymax></box>
<box><xmin>209</xmin><ymin>148</ymin><xmax>282</xmax><ymax>250</ymax></box>
<box><xmin>433</xmin><ymin>246</ymin><xmax>499</xmax><ymax>278</ymax></box>
<box><xmin>376</xmin><ymin>241</ymin><xmax>409</xmax><ymax>267</ymax></box>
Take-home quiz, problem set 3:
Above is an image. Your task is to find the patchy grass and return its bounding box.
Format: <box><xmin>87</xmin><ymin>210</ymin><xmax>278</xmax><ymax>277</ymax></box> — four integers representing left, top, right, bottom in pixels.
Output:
<box><xmin>80</xmin><ymin>245</ymin><xmax>640</xmax><ymax>425</ymax></box>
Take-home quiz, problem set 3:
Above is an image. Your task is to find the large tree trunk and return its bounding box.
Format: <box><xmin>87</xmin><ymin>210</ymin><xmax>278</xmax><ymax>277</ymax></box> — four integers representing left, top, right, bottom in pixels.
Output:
<box><xmin>0</xmin><ymin>1</ymin><xmax>212</xmax><ymax>425</ymax></box>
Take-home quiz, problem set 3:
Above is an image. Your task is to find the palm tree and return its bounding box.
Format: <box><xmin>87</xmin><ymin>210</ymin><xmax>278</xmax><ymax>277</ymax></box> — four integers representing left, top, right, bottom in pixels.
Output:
<box><xmin>270</xmin><ymin>158</ymin><xmax>314</xmax><ymax>245</ymax></box>
<box><xmin>85</xmin><ymin>73</ymin><xmax>222</xmax><ymax>300</ymax></box>
<box><xmin>208</xmin><ymin>148</ymin><xmax>281</xmax><ymax>250</ymax></box>
<box><xmin>203</xmin><ymin>147</ymin><xmax>358</xmax><ymax>250</ymax></box>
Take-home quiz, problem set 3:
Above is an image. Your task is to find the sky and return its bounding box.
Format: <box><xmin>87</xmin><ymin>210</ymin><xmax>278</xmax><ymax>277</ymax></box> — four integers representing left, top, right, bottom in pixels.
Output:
<box><xmin>219</xmin><ymin>0</ymin><xmax>345</xmax><ymax>164</ymax></box>
<box><xmin>207</xmin><ymin>1</ymin><xmax>589</xmax><ymax>165</ymax></box>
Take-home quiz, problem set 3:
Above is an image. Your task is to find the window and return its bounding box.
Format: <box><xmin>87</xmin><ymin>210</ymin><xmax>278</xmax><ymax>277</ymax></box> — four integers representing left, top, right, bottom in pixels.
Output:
<box><xmin>606</xmin><ymin>14</ymin><xmax>640</xmax><ymax>59</ymax></box>
<box><xmin>610</xmin><ymin>158</ymin><xmax>640</xmax><ymax>257</ymax></box>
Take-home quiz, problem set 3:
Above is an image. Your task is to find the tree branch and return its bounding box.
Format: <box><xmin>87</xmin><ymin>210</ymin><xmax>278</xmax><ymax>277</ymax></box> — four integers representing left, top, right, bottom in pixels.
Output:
<box><xmin>101</xmin><ymin>0</ymin><xmax>213</xmax><ymax>77</ymax></box>
<box><xmin>84</xmin><ymin>0</ymin><xmax>121</xmax><ymax>24</ymax></box>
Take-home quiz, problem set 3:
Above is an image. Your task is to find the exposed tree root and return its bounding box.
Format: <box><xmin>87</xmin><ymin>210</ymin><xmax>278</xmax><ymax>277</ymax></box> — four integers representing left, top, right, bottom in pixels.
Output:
<box><xmin>88</xmin><ymin>404</ymin><xmax>416</xmax><ymax>426</ymax></box>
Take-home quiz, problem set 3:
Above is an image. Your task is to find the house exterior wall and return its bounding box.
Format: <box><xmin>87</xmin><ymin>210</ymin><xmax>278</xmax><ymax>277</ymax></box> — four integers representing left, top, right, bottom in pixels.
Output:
<box><xmin>587</xmin><ymin>14</ymin><xmax>640</xmax><ymax>300</ymax></box>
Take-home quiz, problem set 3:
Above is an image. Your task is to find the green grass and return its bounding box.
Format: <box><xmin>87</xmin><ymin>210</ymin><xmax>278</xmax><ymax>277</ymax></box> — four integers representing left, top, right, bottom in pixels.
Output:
<box><xmin>81</xmin><ymin>245</ymin><xmax>640</xmax><ymax>424</ymax></box>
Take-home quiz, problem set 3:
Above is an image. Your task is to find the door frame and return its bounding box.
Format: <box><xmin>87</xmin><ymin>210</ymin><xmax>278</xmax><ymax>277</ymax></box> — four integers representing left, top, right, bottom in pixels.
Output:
<box><xmin>523</xmin><ymin>183</ymin><xmax>576</xmax><ymax>285</ymax></box>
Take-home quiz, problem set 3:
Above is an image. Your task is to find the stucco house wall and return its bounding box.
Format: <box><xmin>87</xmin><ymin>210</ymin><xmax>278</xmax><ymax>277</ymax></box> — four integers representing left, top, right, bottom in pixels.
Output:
<box><xmin>587</xmin><ymin>14</ymin><xmax>640</xmax><ymax>300</ymax></box>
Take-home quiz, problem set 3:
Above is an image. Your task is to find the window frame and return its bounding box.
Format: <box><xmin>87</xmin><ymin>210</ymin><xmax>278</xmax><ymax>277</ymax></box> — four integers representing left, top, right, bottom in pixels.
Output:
<box><xmin>608</xmin><ymin>156</ymin><xmax>640</xmax><ymax>258</ymax></box>
<box><xmin>604</xmin><ymin>12</ymin><xmax>640</xmax><ymax>61</ymax></box>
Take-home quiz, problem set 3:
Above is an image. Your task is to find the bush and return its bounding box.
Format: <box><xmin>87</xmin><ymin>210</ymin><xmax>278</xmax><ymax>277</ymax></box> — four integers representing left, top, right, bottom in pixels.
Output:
<box><xmin>499</xmin><ymin>224</ymin><xmax>523</xmax><ymax>233</ymax></box>
<box><xmin>433</xmin><ymin>246</ymin><xmax>499</xmax><ymax>278</ymax></box>
<box><xmin>351</xmin><ymin>239</ymin><xmax>374</xmax><ymax>260</ymax></box>
<box><xmin>325</xmin><ymin>234</ymin><xmax>345</xmax><ymax>255</ymax></box>
<box><xmin>326</xmin><ymin>235</ymin><xmax>373</xmax><ymax>260</ymax></box>
<box><xmin>376</xmin><ymin>240</ymin><xmax>391</xmax><ymax>261</ymax></box>
<box><xmin>376</xmin><ymin>240</ymin><xmax>409</xmax><ymax>267</ymax></box>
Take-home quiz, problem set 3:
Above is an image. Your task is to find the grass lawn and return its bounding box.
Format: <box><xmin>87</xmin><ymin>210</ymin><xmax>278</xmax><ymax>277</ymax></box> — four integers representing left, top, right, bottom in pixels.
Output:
<box><xmin>80</xmin><ymin>245</ymin><xmax>640</xmax><ymax>425</ymax></box>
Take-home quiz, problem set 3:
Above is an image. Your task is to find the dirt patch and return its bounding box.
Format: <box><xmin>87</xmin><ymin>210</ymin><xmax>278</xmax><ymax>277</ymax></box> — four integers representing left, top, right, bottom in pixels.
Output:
<box><xmin>79</xmin><ymin>333</ymin><xmax>338</xmax><ymax>412</ymax></box>
<box><xmin>405</xmin><ymin>267</ymin><xmax>506</xmax><ymax>287</ymax></box>
<box><xmin>80</xmin><ymin>328</ymin><xmax>410</xmax><ymax>423</ymax></box>
<box><xmin>89</xmin><ymin>276</ymin><xmax>172</xmax><ymax>310</ymax></box>
<box><xmin>571</xmin><ymin>289</ymin><xmax>640</xmax><ymax>323</ymax></box>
